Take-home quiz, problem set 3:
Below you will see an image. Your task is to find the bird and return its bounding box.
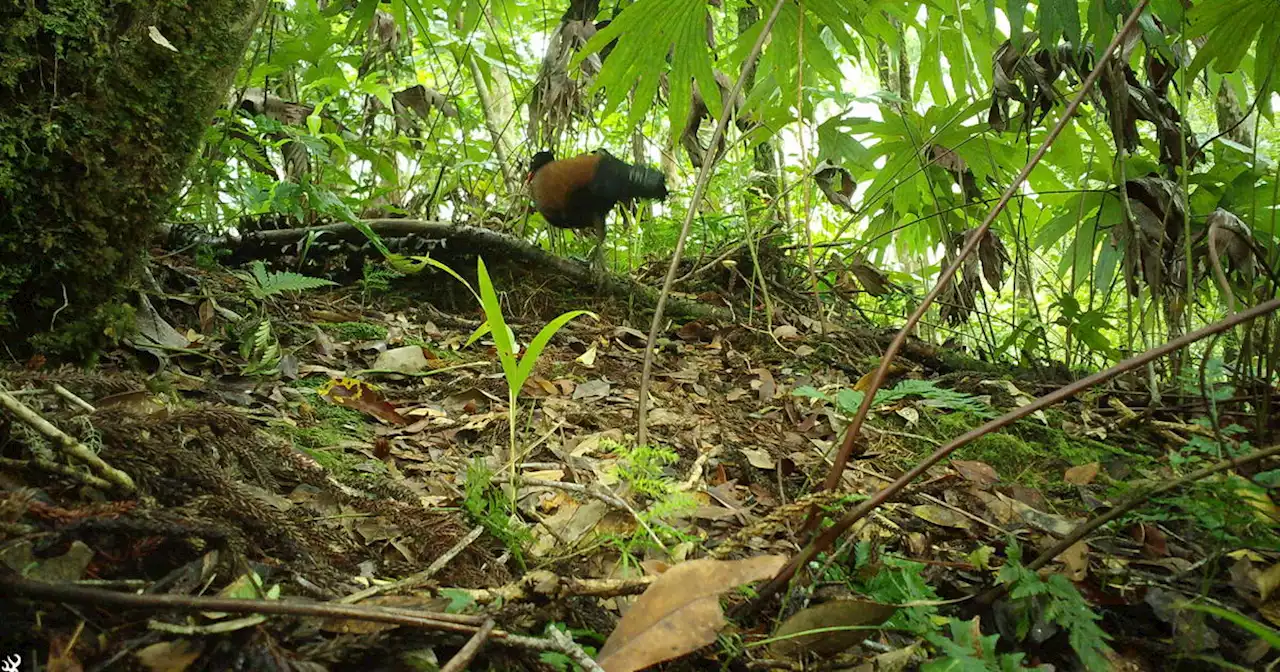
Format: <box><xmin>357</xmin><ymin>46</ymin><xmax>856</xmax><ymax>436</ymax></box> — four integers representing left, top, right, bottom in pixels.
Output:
<box><xmin>525</xmin><ymin>149</ymin><xmax>669</xmax><ymax>270</ymax></box>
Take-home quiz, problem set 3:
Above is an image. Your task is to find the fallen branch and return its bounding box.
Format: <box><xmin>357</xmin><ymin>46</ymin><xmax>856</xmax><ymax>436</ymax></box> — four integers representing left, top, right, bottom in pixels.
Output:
<box><xmin>226</xmin><ymin>219</ymin><xmax>726</xmax><ymax>321</ymax></box>
<box><xmin>442</xmin><ymin>618</ymin><xmax>495</xmax><ymax>672</ymax></box>
<box><xmin>0</xmin><ymin>574</ymin><xmax>600</xmax><ymax>662</ymax></box>
<box><xmin>0</xmin><ymin>456</ymin><xmax>115</xmax><ymax>491</ymax></box>
<box><xmin>455</xmin><ymin>570</ymin><xmax>655</xmax><ymax>605</ymax></box>
<box><xmin>0</xmin><ymin>390</ymin><xmax>136</xmax><ymax>492</ymax></box>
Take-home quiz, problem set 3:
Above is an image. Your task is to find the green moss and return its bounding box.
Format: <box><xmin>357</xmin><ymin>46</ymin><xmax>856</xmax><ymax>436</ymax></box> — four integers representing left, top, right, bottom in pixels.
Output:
<box><xmin>321</xmin><ymin>322</ymin><xmax>389</xmax><ymax>341</ymax></box>
<box><xmin>0</xmin><ymin>0</ymin><xmax>266</xmax><ymax>357</ymax></box>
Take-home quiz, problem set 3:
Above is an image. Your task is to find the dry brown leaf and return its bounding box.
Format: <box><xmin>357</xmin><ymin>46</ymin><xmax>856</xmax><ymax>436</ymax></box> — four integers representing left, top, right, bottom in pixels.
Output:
<box><xmin>741</xmin><ymin>447</ymin><xmax>775</xmax><ymax>470</ymax></box>
<box><xmin>320</xmin><ymin>378</ymin><xmax>408</xmax><ymax>426</ymax></box>
<box><xmin>952</xmin><ymin>460</ymin><xmax>999</xmax><ymax>487</ymax></box>
<box><xmin>1258</xmin><ymin>563</ymin><xmax>1280</xmax><ymax>602</ymax></box>
<box><xmin>596</xmin><ymin>555</ymin><xmax>787</xmax><ymax>672</ymax></box>
<box><xmin>1130</xmin><ymin>523</ymin><xmax>1169</xmax><ymax>558</ymax></box>
<box><xmin>751</xmin><ymin>368</ymin><xmax>776</xmax><ymax>401</ymax></box>
<box><xmin>911</xmin><ymin>504</ymin><xmax>971</xmax><ymax>530</ymax></box>
<box><xmin>1060</xmin><ymin>541</ymin><xmax>1090</xmax><ymax>581</ymax></box>
<box><xmin>1064</xmin><ymin>462</ymin><xmax>1100</xmax><ymax>485</ymax></box>
<box><xmin>848</xmin><ymin>256</ymin><xmax>895</xmax><ymax>296</ymax></box>
<box><xmin>814</xmin><ymin>161</ymin><xmax>856</xmax><ymax>212</ymax></box>
<box><xmin>135</xmin><ymin>641</ymin><xmax>204</xmax><ymax>672</ymax></box>
<box><xmin>769</xmin><ymin>598</ymin><xmax>897</xmax><ymax>659</ymax></box>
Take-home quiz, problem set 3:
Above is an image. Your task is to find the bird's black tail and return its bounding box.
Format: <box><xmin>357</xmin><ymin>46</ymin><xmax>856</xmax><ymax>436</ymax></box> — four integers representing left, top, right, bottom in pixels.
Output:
<box><xmin>594</xmin><ymin>150</ymin><xmax>669</xmax><ymax>202</ymax></box>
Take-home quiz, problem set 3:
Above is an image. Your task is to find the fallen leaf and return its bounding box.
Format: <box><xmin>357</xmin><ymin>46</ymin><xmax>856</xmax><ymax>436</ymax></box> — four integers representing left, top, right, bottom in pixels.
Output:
<box><xmin>135</xmin><ymin>640</ymin><xmax>203</xmax><ymax>672</ymax></box>
<box><xmin>952</xmin><ymin>460</ymin><xmax>999</xmax><ymax>487</ymax></box>
<box><xmin>47</xmin><ymin>634</ymin><xmax>84</xmax><ymax>672</ymax></box>
<box><xmin>1130</xmin><ymin>523</ymin><xmax>1168</xmax><ymax>558</ymax></box>
<box><xmin>751</xmin><ymin>368</ymin><xmax>776</xmax><ymax>402</ymax></box>
<box><xmin>772</xmin><ymin>325</ymin><xmax>799</xmax><ymax>340</ymax></box>
<box><xmin>741</xmin><ymin>447</ymin><xmax>775</xmax><ymax>470</ymax></box>
<box><xmin>574</xmin><ymin>379</ymin><xmax>611</xmax><ymax>401</ymax></box>
<box><xmin>1064</xmin><ymin>462</ymin><xmax>1100</xmax><ymax>485</ymax></box>
<box><xmin>372</xmin><ymin>345</ymin><xmax>429</xmax><ymax>374</ymax></box>
<box><xmin>1258</xmin><ymin>563</ymin><xmax>1280</xmax><ymax>602</ymax></box>
<box><xmin>577</xmin><ymin>344</ymin><xmax>598</xmax><ymax>367</ymax></box>
<box><xmin>769</xmin><ymin>599</ymin><xmax>897</xmax><ymax>658</ymax></box>
<box><xmin>911</xmin><ymin>505</ymin><xmax>971</xmax><ymax>530</ymax></box>
<box><xmin>596</xmin><ymin>555</ymin><xmax>787</xmax><ymax>672</ymax></box>
<box><xmin>1060</xmin><ymin>541</ymin><xmax>1089</xmax><ymax>581</ymax></box>
<box><xmin>320</xmin><ymin>378</ymin><xmax>408</xmax><ymax>425</ymax></box>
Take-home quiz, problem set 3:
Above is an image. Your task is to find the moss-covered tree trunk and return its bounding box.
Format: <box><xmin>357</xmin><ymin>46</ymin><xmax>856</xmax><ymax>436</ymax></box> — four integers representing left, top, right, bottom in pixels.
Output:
<box><xmin>0</xmin><ymin>0</ymin><xmax>267</xmax><ymax>357</ymax></box>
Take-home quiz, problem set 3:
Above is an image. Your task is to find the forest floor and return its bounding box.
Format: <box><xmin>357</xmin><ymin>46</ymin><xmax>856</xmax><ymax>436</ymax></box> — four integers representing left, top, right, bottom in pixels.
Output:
<box><xmin>2</xmin><ymin>251</ymin><xmax>1278</xmax><ymax>671</ymax></box>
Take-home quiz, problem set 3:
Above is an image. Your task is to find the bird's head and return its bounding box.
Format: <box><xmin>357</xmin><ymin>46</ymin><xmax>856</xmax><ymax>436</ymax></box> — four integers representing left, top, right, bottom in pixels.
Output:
<box><xmin>526</xmin><ymin>151</ymin><xmax>556</xmax><ymax>183</ymax></box>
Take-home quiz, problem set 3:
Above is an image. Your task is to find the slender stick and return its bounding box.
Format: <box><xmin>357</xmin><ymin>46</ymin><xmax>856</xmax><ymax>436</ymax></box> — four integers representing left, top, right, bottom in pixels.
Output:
<box><xmin>339</xmin><ymin>525</ymin><xmax>484</xmax><ymax>604</ymax></box>
<box><xmin>739</xmin><ymin>295</ymin><xmax>1280</xmax><ymax>613</ymax></box>
<box><xmin>635</xmin><ymin>0</ymin><xmax>788</xmax><ymax>447</ymax></box>
<box><xmin>0</xmin><ymin>574</ymin><xmax>484</xmax><ymax>634</ymax></box>
<box><xmin>805</xmin><ymin>0</ymin><xmax>1152</xmax><ymax>532</ymax></box>
<box><xmin>442</xmin><ymin>618</ymin><xmax>496</xmax><ymax>672</ymax></box>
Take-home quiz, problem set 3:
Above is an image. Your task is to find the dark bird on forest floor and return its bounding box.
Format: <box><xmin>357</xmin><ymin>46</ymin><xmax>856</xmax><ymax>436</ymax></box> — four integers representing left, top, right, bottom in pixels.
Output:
<box><xmin>525</xmin><ymin>149</ymin><xmax>669</xmax><ymax>269</ymax></box>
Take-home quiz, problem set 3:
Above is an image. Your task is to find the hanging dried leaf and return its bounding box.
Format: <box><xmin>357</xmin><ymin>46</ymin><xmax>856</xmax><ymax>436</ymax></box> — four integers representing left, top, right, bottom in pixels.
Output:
<box><xmin>393</xmin><ymin>85</ymin><xmax>458</xmax><ymax>121</ymax></box>
<box><xmin>846</xmin><ymin>255</ymin><xmax>899</xmax><ymax>297</ymax></box>
<box><xmin>673</xmin><ymin>70</ymin><xmax>748</xmax><ymax>168</ymax></box>
<box><xmin>233</xmin><ymin>88</ymin><xmax>315</xmax><ymax>125</ymax></box>
<box><xmin>1205</xmin><ymin>209</ymin><xmax>1258</xmax><ymax>285</ymax></box>
<box><xmin>814</xmin><ymin>160</ymin><xmax>856</xmax><ymax>211</ymax></box>
<box><xmin>596</xmin><ymin>555</ymin><xmax>787</xmax><ymax>672</ymax></box>
<box><xmin>926</xmin><ymin>145</ymin><xmax>981</xmax><ymax>201</ymax></box>
<box><xmin>976</xmin><ymin>228</ymin><xmax>1010</xmax><ymax>295</ymax></box>
<box><xmin>529</xmin><ymin>19</ymin><xmax>603</xmax><ymax>147</ymax></box>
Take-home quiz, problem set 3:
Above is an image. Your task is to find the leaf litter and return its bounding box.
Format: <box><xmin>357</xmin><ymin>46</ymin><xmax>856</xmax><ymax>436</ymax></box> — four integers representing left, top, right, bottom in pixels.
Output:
<box><xmin>0</xmin><ymin>254</ymin><xmax>1277</xmax><ymax>670</ymax></box>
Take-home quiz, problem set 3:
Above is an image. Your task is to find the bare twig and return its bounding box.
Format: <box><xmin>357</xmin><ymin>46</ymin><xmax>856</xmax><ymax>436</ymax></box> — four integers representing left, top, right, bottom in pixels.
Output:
<box><xmin>1</xmin><ymin>574</ymin><xmax>483</xmax><ymax>634</ymax></box>
<box><xmin>806</xmin><ymin>0</ymin><xmax>1152</xmax><ymax>532</ymax></box>
<box><xmin>1</xmin><ymin>573</ymin><xmax>604</xmax><ymax>661</ymax></box>
<box><xmin>455</xmin><ymin>572</ymin><xmax>654</xmax><ymax>605</ymax></box>
<box><xmin>442</xmin><ymin>618</ymin><xmax>496</xmax><ymax>672</ymax></box>
<box><xmin>339</xmin><ymin>525</ymin><xmax>485</xmax><ymax>604</ymax></box>
<box><xmin>635</xmin><ymin>0</ymin><xmax>789</xmax><ymax>447</ymax></box>
<box><xmin>51</xmin><ymin>384</ymin><xmax>96</xmax><ymax>413</ymax></box>
<box><xmin>546</xmin><ymin>625</ymin><xmax>606</xmax><ymax>672</ymax></box>
<box><xmin>0</xmin><ymin>456</ymin><xmax>115</xmax><ymax>491</ymax></box>
<box><xmin>0</xmin><ymin>390</ymin><xmax>136</xmax><ymax>492</ymax></box>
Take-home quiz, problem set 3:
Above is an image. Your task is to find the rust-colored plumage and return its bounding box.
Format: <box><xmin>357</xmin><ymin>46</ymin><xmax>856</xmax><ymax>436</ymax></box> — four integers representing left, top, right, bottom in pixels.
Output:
<box><xmin>526</xmin><ymin>149</ymin><xmax>668</xmax><ymax>266</ymax></box>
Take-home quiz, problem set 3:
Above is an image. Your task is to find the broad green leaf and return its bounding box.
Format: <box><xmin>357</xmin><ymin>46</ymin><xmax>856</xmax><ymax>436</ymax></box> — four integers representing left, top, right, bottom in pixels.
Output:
<box><xmin>1007</xmin><ymin>0</ymin><xmax>1028</xmax><ymax>49</ymax></box>
<box><xmin>476</xmin><ymin>258</ymin><xmax>519</xmax><ymax>386</ymax></box>
<box><xmin>513</xmin><ymin>309</ymin><xmax>597</xmax><ymax>391</ymax></box>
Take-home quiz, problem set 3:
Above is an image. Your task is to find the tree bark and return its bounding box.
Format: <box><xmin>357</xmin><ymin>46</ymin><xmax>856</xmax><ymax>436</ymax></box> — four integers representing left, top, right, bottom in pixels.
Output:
<box><xmin>0</xmin><ymin>0</ymin><xmax>268</xmax><ymax>356</ymax></box>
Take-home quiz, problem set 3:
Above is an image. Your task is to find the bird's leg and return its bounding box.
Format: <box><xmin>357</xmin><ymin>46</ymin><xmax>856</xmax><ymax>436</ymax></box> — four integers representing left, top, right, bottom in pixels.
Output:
<box><xmin>589</xmin><ymin>217</ymin><xmax>607</xmax><ymax>275</ymax></box>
